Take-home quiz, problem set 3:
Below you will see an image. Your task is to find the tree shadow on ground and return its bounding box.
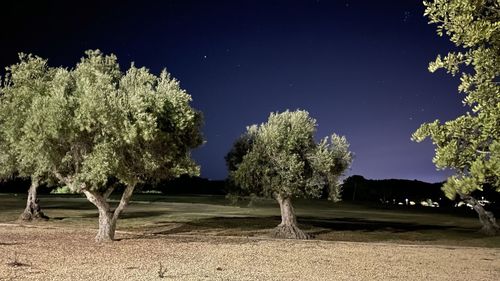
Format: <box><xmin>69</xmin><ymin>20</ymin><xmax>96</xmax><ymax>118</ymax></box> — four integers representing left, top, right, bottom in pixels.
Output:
<box><xmin>77</xmin><ymin>210</ymin><xmax>169</xmax><ymax>219</ymax></box>
<box><xmin>148</xmin><ymin>215</ymin><xmax>469</xmax><ymax>236</ymax></box>
<box><xmin>299</xmin><ymin>216</ymin><xmax>457</xmax><ymax>232</ymax></box>
<box><xmin>43</xmin><ymin>203</ymin><xmax>95</xmax><ymax>211</ymax></box>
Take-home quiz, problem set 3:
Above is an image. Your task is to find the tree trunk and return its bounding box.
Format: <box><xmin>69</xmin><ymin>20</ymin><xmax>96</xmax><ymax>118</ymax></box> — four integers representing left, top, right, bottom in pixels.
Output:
<box><xmin>96</xmin><ymin>206</ymin><xmax>116</xmax><ymax>242</ymax></box>
<box><xmin>272</xmin><ymin>194</ymin><xmax>310</xmax><ymax>239</ymax></box>
<box><xmin>83</xmin><ymin>183</ymin><xmax>136</xmax><ymax>242</ymax></box>
<box><xmin>19</xmin><ymin>178</ymin><xmax>48</xmax><ymax>221</ymax></box>
<box><xmin>462</xmin><ymin>195</ymin><xmax>499</xmax><ymax>236</ymax></box>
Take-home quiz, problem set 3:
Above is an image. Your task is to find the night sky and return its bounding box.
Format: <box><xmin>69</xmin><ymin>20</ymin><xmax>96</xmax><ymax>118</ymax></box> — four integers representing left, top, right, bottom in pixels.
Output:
<box><xmin>0</xmin><ymin>1</ymin><xmax>466</xmax><ymax>182</ymax></box>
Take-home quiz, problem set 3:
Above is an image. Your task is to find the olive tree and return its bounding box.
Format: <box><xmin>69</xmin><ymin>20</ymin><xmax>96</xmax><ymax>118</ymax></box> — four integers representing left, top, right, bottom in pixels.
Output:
<box><xmin>227</xmin><ymin>110</ymin><xmax>352</xmax><ymax>239</ymax></box>
<box><xmin>0</xmin><ymin>54</ymin><xmax>53</xmax><ymax>221</ymax></box>
<box><xmin>4</xmin><ymin>50</ymin><xmax>203</xmax><ymax>242</ymax></box>
<box><xmin>412</xmin><ymin>0</ymin><xmax>500</xmax><ymax>235</ymax></box>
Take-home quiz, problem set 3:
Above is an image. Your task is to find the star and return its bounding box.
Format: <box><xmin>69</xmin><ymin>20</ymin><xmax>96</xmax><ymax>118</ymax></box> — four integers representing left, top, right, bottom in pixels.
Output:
<box><xmin>403</xmin><ymin>11</ymin><xmax>411</xmax><ymax>23</ymax></box>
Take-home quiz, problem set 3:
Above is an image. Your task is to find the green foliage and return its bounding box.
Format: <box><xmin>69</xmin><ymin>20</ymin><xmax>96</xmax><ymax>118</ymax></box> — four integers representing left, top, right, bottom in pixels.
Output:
<box><xmin>228</xmin><ymin>110</ymin><xmax>352</xmax><ymax>201</ymax></box>
<box><xmin>412</xmin><ymin>0</ymin><xmax>500</xmax><ymax>199</ymax></box>
<box><xmin>0</xmin><ymin>132</ymin><xmax>16</xmax><ymax>180</ymax></box>
<box><xmin>0</xmin><ymin>53</ymin><xmax>55</xmax><ymax>182</ymax></box>
<box><xmin>225</xmin><ymin>127</ymin><xmax>257</xmax><ymax>172</ymax></box>
<box><xmin>50</xmin><ymin>186</ymin><xmax>74</xmax><ymax>194</ymax></box>
<box><xmin>0</xmin><ymin>50</ymin><xmax>203</xmax><ymax>193</ymax></box>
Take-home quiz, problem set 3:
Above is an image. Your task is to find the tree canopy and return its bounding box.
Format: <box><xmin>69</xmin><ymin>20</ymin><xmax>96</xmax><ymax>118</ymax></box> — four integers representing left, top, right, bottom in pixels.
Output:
<box><xmin>412</xmin><ymin>0</ymin><xmax>499</xmax><ymax>234</ymax></box>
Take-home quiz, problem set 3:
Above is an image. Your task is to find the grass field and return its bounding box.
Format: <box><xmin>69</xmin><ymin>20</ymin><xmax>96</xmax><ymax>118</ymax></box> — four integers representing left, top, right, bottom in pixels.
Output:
<box><xmin>1</xmin><ymin>193</ymin><xmax>499</xmax><ymax>248</ymax></box>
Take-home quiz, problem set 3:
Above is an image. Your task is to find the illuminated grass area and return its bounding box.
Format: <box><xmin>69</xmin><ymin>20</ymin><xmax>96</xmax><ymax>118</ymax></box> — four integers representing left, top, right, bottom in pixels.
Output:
<box><xmin>0</xmin><ymin>193</ymin><xmax>498</xmax><ymax>248</ymax></box>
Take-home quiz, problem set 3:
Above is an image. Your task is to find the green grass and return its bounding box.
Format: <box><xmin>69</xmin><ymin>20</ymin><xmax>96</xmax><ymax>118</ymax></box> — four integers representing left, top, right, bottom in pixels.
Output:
<box><xmin>1</xmin><ymin>193</ymin><xmax>499</xmax><ymax>247</ymax></box>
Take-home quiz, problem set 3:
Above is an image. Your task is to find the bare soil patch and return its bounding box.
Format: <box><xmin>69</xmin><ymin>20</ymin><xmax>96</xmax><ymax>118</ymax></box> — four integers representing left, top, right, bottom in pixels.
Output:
<box><xmin>0</xmin><ymin>224</ymin><xmax>499</xmax><ymax>281</ymax></box>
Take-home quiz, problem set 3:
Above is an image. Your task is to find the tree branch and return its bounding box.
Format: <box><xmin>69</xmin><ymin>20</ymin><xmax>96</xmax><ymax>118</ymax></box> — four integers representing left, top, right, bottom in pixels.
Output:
<box><xmin>82</xmin><ymin>190</ymin><xmax>99</xmax><ymax>208</ymax></box>
<box><xmin>112</xmin><ymin>183</ymin><xmax>136</xmax><ymax>222</ymax></box>
<box><xmin>52</xmin><ymin>169</ymin><xmax>71</xmax><ymax>185</ymax></box>
<box><xmin>83</xmin><ymin>189</ymin><xmax>109</xmax><ymax>211</ymax></box>
<box><xmin>103</xmin><ymin>184</ymin><xmax>116</xmax><ymax>200</ymax></box>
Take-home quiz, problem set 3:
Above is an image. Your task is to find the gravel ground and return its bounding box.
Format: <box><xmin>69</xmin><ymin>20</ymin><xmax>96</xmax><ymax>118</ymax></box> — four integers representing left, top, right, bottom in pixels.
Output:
<box><xmin>0</xmin><ymin>224</ymin><xmax>499</xmax><ymax>281</ymax></box>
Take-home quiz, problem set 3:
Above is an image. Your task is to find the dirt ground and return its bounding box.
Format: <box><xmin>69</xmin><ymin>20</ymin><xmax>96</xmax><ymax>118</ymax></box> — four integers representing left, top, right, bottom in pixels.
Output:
<box><xmin>0</xmin><ymin>224</ymin><xmax>499</xmax><ymax>281</ymax></box>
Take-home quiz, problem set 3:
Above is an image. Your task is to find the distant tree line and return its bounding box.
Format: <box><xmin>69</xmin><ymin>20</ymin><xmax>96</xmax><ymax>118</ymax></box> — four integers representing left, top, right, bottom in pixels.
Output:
<box><xmin>341</xmin><ymin>175</ymin><xmax>446</xmax><ymax>204</ymax></box>
<box><xmin>0</xmin><ymin>175</ymin><xmax>228</xmax><ymax>196</ymax></box>
<box><xmin>147</xmin><ymin>175</ymin><xmax>226</xmax><ymax>195</ymax></box>
<box><xmin>3</xmin><ymin>174</ymin><xmax>499</xmax><ymax>211</ymax></box>
<box><xmin>341</xmin><ymin>175</ymin><xmax>500</xmax><ymax>211</ymax></box>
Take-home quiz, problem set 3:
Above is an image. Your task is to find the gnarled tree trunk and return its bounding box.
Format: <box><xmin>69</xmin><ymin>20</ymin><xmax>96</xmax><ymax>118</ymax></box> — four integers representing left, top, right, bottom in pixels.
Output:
<box><xmin>95</xmin><ymin>202</ymin><xmax>116</xmax><ymax>242</ymax></box>
<box><xmin>19</xmin><ymin>178</ymin><xmax>48</xmax><ymax>221</ymax></box>
<box><xmin>83</xmin><ymin>184</ymin><xmax>135</xmax><ymax>242</ymax></box>
<box><xmin>272</xmin><ymin>193</ymin><xmax>310</xmax><ymax>239</ymax></box>
<box><xmin>462</xmin><ymin>195</ymin><xmax>499</xmax><ymax>236</ymax></box>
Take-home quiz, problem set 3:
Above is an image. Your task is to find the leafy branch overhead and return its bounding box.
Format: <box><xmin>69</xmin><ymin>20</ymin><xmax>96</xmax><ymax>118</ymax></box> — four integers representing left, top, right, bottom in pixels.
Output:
<box><xmin>412</xmin><ymin>0</ymin><xmax>499</xmax><ymax>235</ymax></box>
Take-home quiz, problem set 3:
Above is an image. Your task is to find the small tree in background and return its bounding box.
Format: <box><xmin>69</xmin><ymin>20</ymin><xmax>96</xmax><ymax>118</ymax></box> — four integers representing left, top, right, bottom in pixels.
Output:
<box><xmin>0</xmin><ymin>54</ymin><xmax>53</xmax><ymax>221</ymax></box>
<box><xmin>227</xmin><ymin>110</ymin><xmax>352</xmax><ymax>239</ymax></box>
<box><xmin>2</xmin><ymin>50</ymin><xmax>203</xmax><ymax>242</ymax></box>
<box><xmin>412</xmin><ymin>0</ymin><xmax>500</xmax><ymax>235</ymax></box>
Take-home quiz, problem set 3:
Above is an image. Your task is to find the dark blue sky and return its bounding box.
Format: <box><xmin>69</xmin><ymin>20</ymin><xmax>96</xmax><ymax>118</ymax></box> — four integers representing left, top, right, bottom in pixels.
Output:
<box><xmin>0</xmin><ymin>0</ymin><xmax>466</xmax><ymax>182</ymax></box>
